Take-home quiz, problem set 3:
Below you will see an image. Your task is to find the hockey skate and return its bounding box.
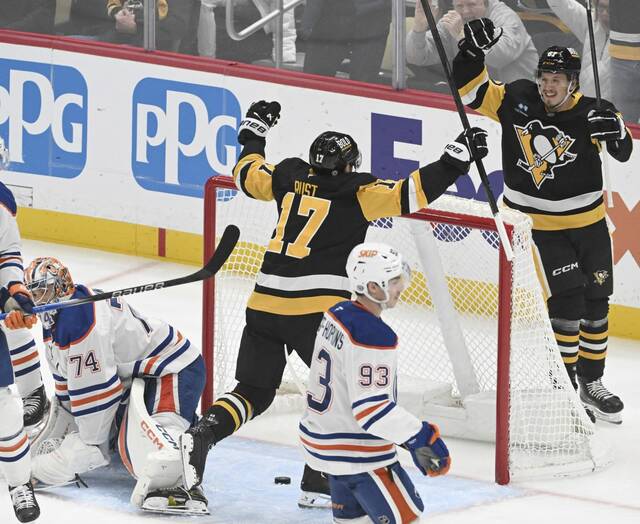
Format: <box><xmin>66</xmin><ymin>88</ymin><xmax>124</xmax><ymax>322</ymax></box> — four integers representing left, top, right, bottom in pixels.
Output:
<box><xmin>22</xmin><ymin>385</ymin><xmax>49</xmax><ymax>431</ymax></box>
<box><xmin>179</xmin><ymin>414</ymin><xmax>218</xmax><ymax>489</ymax></box>
<box><xmin>298</xmin><ymin>464</ymin><xmax>332</xmax><ymax>509</ymax></box>
<box><xmin>9</xmin><ymin>482</ymin><xmax>40</xmax><ymax>523</ymax></box>
<box><xmin>578</xmin><ymin>377</ymin><xmax>623</xmax><ymax>424</ymax></box>
<box><xmin>142</xmin><ymin>485</ymin><xmax>209</xmax><ymax>515</ymax></box>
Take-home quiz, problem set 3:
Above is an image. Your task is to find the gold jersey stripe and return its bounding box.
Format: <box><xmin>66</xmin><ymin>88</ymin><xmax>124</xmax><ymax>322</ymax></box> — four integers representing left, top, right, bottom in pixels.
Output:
<box><xmin>247</xmin><ymin>292</ymin><xmax>345</xmax><ymax>316</ymax></box>
<box><xmin>527</xmin><ymin>203</ymin><xmax>605</xmax><ymax>231</ymax></box>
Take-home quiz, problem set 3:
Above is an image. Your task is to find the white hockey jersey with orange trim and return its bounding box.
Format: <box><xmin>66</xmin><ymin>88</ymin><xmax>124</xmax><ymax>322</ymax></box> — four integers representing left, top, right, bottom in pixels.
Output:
<box><xmin>299</xmin><ymin>300</ymin><xmax>422</xmax><ymax>475</ymax></box>
<box><xmin>43</xmin><ymin>285</ymin><xmax>199</xmax><ymax>446</ymax></box>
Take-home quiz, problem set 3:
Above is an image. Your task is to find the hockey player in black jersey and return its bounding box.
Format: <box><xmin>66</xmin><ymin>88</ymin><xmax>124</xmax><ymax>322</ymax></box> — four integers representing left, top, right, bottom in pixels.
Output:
<box><xmin>180</xmin><ymin>100</ymin><xmax>489</xmax><ymax>505</ymax></box>
<box><xmin>453</xmin><ymin>19</ymin><xmax>633</xmax><ymax>424</ymax></box>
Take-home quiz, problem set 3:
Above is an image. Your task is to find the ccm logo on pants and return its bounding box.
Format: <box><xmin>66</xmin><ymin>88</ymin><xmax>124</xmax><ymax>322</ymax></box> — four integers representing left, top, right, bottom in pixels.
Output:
<box><xmin>552</xmin><ymin>262</ymin><xmax>579</xmax><ymax>276</ymax></box>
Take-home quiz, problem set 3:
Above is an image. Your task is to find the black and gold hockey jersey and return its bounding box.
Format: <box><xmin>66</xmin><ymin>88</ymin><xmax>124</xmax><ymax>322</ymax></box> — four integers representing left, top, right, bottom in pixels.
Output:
<box><xmin>453</xmin><ymin>53</ymin><xmax>633</xmax><ymax>231</ymax></box>
<box><xmin>232</xmin><ymin>139</ymin><xmax>466</xmax><ymax>316</ymax></box>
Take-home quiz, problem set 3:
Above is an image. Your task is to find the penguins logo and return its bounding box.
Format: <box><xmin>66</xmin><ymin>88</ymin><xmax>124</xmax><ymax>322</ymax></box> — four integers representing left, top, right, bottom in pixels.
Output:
<box><xmin>514</xmin><ymin>120</ymin><xmax>577</xmax><ymax>189</ymax></box>
<box><xmin>593</xmin><ymin>269</ymin><xmax>609</xmax><ymax>286</ymax></box>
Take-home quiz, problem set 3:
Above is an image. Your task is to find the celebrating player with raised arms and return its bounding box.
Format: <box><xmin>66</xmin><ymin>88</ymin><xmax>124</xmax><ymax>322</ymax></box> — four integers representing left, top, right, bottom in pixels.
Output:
<box><xmin>452</xmin><ymin>20</ymin><xmax>633</xmax><ymax>423</ymax></box>
<box><xmin>181</xmin><ymin>100</ymin><xmax>485</xmax><ymax>507</ymax></box>
<box><xmin>301</xmin><ymin>243</ymin><xmax>450</xmax><ymax>523</ymax></box>
<box><xmin>24</xmin><ymin>257</ymin><xmax>208</xmax><ymax>515</ymax></box>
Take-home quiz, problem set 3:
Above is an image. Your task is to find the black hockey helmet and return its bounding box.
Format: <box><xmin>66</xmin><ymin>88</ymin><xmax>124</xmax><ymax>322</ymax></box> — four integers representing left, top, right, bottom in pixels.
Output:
<box><xmin>536</xmin><ymin>46</ymin><xmax>581</xmax><ymax>79</ymax></box>
<box><xmin>309</xmin><ymin>131</ymin><xmax>362</xmax><ymax>176</ymax></box>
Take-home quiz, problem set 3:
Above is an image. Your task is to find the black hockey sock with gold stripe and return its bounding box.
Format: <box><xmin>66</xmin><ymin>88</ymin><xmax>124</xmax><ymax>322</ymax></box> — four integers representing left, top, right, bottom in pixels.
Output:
<box><xmin>578</xmin><ymin>318</ymin><xmax>608</xmax><ymax>380</ymax></box>
<box><xmin>551</xmin><ymin>318</ymin><xmax>580</xmax><ymax>388</ymax></box>
<box><xmin>203</xmin><ymin>392</ymin><xmax>254</xmax><ymax>443</ymax></box>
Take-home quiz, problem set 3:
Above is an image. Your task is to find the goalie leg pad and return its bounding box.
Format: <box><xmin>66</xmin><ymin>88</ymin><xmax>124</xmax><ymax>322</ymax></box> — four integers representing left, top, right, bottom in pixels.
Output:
<box><xmin>30</xmin><ymin>394</ymin><xmax>78</xmax><ymax>453</ymax></box>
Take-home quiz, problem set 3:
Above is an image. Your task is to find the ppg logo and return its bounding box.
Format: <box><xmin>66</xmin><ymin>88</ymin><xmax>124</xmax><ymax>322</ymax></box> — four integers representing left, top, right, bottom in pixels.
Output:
<box><xmin>0</xmin><ymin>59</ymin><xmax>87</xmax><ymax>178</ymax></box>
<box><xmin>132</xmin><ymin>78</ymin><xmax>241</xmax><ymax>197</ymax></box>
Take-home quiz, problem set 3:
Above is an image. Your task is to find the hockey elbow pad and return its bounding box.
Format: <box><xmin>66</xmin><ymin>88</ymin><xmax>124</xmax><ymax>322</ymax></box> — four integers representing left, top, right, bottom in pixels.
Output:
<box><xmin>404</xmin><ymin>422</ymin><xmax>451</xmax><ymax>477</ymax></box>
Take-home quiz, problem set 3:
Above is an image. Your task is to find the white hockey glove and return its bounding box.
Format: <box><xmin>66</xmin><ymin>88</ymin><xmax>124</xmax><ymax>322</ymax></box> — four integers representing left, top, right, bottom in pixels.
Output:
<box><xmin>441</xmin><ymin>127</ymin><xmax>489</xmax><ymax>171</ymax></box>
<box><xmin>238</xmin><ymin>100</ymin><xmax>281</xmax><ymax>144</ymax></box>
<box><xmin>32</xmin><ymin>432</ymin><xmax>108</xmax><ymax>486</ymax></box>
<box><xmin>588</xmin><ymin>109</ymin><xmax>627</xmax><ymax>142</ymax></box>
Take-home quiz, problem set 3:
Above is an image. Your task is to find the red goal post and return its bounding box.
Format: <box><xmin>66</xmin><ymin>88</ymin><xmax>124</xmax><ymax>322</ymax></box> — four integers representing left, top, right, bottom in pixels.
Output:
<box><xmin>201</xmin><ymin>175</ymin><xmax>610</xmax><ymax>485</ymax></box>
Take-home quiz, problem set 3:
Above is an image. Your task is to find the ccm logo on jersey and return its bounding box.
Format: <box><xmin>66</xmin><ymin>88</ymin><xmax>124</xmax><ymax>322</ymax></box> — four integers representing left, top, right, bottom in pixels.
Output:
<box><xmin>0</xmin><ymin>59</ymin><xmax>88</xmax><ymax>178</ymax></box>
<box><xmin>552</xmin><ymin>262</ymin><xmax>579</xmax><ymax>276</ymax></box>
<box><xmin>132</xmin><ymin>78</ymin><xmax>242</xmax><ymax>197</ymax></box>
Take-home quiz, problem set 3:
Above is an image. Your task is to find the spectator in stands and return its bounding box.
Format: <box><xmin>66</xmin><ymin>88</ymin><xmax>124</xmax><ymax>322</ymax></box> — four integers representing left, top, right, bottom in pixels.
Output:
<box><xmin>0</xmin><ymin>0</ymin><xmax>55</xmax><ymax>35</ymax></box>
<box><xmin>407</xmin><ymin>0</ymin><xmax>538</xmax><ymax>84</ymax></box>
<box><xmin>208</xmin><ymin>0</ymin><xmax>296</xmax><ymax>63</ymax></box>
<box><xmin>547</xmin><ymin>0</ymin><xmax>610</xmax><ymax>99</ymax></box>
<box><xmin>301</xmin><ymin>0</ymin><xmax>391</xmax><ymax>83</ymax></box>
<box><xmin>104</xmin><ymin>0</ymin><xmax>194</xmax><ymax>51</ymax></box>
<box><xmin>609</xmin><ymin>0</ymin><xmax>640</xmax><ymax>123</ymax></box>
<box><xmin>56</xmin><ymin>0</ymin><xmax>114</xmax><ymax>38</ymax></box>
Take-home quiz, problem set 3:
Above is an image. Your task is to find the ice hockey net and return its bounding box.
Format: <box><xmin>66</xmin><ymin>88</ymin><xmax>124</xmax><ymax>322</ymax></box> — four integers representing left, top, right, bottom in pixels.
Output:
<box><xmin>201</xmin><ymin>175</ymin><xmax>611</xmax><ymax>484</ymax></box>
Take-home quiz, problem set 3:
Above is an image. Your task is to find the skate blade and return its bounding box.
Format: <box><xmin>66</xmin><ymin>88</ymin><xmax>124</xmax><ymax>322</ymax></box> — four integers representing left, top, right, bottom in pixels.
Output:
<box><xmin>582</xmin><ymin>403</ymin><xmax>623</xmax><ymax>424</ymax></box>
<box><xmin>142</xmin><ymin>499</ymin><xmax>210</xmax><ymax>516</ymax></box>
<box><xmin>298</xmin><ymin>491</ymin><xmax>332</xmax><ymax>509</ymax></box>
<box><xmin>142</xmin><ymin>505</ymin><xmax>210</xmax><ymax>516</ymax></box>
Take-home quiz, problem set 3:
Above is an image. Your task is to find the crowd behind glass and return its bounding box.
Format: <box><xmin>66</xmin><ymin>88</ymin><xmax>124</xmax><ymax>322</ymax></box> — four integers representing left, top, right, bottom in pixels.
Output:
<box><xmin>0</xmin><ymin>1</ymin><xmax>638</xmax><ymax>123</ymax></box>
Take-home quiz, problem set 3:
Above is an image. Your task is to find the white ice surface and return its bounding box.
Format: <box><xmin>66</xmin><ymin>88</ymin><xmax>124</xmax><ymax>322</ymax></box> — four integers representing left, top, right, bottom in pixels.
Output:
<box><xmin>1</xmin><ymin>239</ymin><xmax>638</xmax><ymax>523</ymax></box>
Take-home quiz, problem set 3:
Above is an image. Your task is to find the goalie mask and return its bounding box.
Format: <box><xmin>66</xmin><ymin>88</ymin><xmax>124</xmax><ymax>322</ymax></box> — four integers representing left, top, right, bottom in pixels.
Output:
<box><xmin>346</xmin><ymin>242</ymin><xmax>411</xmax><ymax>308</ymax></box>
<box><xmin>25</xmin><ymin>258</ymin><xmax>75</xmax><ymax>328</ymax></box>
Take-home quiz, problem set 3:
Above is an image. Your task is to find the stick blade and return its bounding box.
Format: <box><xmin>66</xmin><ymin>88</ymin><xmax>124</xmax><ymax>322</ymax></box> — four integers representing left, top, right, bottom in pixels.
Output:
<box><xmin>203</xmin><ymin>224</ymin><xmax>240</xmax><ymax>275</ymax></box>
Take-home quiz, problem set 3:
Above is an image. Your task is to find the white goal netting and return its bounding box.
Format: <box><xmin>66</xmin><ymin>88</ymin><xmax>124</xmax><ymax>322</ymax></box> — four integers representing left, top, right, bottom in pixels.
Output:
<box><xmin>202</xmin><ymin>176</ymin><xmax>611</xmax><ymax>483</ymax></box>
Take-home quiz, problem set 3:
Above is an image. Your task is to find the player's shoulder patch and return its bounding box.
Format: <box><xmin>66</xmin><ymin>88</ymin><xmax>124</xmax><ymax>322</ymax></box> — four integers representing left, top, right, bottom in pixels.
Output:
<box><xmin>0</xmin><ymin>182</ymin><xmax>17</xmax><ymax>216</ymax></box>
<box><xmin>54</xmin><ymin>285</ymin><xmax>96</xmax><ymax>349</ymax></box>
<box><xmin>328</xmin><ymin>301</ymin><xmax>397</xmax><ymax>349</ymax></box>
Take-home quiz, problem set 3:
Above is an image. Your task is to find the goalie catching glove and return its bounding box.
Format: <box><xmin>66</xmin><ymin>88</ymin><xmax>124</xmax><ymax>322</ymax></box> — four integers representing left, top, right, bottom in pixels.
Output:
<box><xmin>588</xmin><ymin>109</ymin><xmax>627</xmax><ymax>142</ymax></box>
<box><xmin>403</xmin><ymin>422</ymin><xmax>451</xmax><ymax>477</ymax></box>
<box><xmin>441</xmin><ymin>127</ymin><xmax>489</xmax><ymax>172</ymax></box>
<box><xmin>458</xmin><ymin>18</ymin><xmax>503</xmax><ymax>58</ymax></box>
<box><xmin>0</xmin><ymin>282</ymin><xmax>37</xmax><ymax>329</ymax></box>
<box><xmin>238</xmin><ymin>100</ymin><xmax>281</xmax><ymax>144</ymax></box>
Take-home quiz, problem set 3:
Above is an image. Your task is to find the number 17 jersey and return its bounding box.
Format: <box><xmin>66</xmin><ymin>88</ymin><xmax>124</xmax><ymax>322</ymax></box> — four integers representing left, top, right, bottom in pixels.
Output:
<box><xmin>232</xmin><ymin>140</ymin><xmax>462</xmax><ymax>316</ymax></box>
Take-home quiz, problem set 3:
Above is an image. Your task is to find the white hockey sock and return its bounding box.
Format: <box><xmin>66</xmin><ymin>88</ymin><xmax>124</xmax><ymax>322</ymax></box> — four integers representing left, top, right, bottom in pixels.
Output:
<box><xmin>0</xmin><ymin>387</ymin><xmax>31</xmax><ymax>486</ymax></box>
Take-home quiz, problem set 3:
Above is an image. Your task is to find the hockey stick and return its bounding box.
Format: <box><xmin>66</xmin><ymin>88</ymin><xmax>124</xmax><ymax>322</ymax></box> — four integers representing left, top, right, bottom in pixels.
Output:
<box><xmin>418</xmin><ymin>0</ymin><xmax>514</xmax><ymax>261</ymax></box>
<box><xmin>0</xmin><ymin>225</ymin><xmax>240</xmax><ymax>320</ymax></box>
<box><xmin>585</xmin><ymin>0</ymin><xmax>613</xmax><ymax>207</ymax></box>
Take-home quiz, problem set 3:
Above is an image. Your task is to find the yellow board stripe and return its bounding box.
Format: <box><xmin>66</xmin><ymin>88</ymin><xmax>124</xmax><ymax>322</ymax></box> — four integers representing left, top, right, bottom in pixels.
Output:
<box><xmin>609</xmin><ymin>44</ymin><xmax>640</xmax><ymax>61</ymax></box>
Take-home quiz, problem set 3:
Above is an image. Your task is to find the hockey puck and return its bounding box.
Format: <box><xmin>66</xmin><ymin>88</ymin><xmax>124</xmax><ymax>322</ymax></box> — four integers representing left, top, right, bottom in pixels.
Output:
<box><xmin>274</xmin><ymin>476</ymin><xmax>291</xmax><ymax>485</ymax></box>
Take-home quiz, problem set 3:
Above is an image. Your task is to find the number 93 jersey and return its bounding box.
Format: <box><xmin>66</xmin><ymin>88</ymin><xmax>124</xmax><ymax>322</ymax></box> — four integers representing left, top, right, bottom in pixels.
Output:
<box><xmin>299</xmin><ymin>300</ymin><xmax>422</xmax><ymax>476</ymax></box>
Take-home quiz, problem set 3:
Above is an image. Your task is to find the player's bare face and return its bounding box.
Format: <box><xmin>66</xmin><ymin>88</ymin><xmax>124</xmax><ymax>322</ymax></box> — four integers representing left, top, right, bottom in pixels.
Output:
<box><xmin>538</xmin><ymin>72</ymin><xmax>572</xmax><ymax>109</ymax></box>
<box><xmin>384</xmin><ymin>276</ymin><xmax>406</xmax><ymax>309</ymax></box>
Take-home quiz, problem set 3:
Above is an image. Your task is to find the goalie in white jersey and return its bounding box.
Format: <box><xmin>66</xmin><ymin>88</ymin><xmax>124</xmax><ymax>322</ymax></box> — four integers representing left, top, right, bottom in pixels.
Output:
<box><xmin>23</xmin><ymin>257</ymin><xmax>208</xmax><ymax>515</ymax></box>
<box><xmin>300</xmin><ymin>243</ymin><xmax>451</xmax><ymax>524</ymax></box>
